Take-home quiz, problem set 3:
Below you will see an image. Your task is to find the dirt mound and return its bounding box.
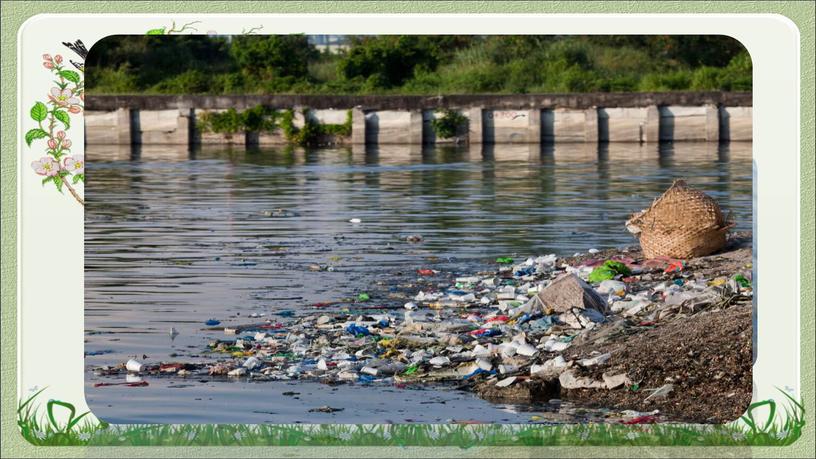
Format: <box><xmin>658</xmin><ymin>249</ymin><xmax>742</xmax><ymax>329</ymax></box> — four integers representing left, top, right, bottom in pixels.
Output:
<box><xmin>562</xmin><ymin>304</ymin><xmax>752</xmax><ymax>423</ymax></box>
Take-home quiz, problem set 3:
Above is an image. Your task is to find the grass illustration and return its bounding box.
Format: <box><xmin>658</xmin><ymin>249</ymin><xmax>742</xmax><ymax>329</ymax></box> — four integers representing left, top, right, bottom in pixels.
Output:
<box><xmin>17</xmin><ymin>388</ymin><xmax>804</xmax><ymax>447</ymax></box>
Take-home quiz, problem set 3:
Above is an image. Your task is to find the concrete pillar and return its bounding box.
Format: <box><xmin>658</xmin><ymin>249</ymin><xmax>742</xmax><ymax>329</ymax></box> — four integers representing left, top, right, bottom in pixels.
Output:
<box><xmin>705</xmin><ymin>104</ymin><xmax>720</xmax><ymax>142</ymax></box>
<box><xmin>528</xmin><ymin>109</ymin><xmax>542</xmax><ymax>143</ymax></box>
<box><xmin>409</xmin><ymin>110</ymin><xmax>423</xmax><ymax>145</ymax></box>
<box><xmin>351</xmin><ymin>107</ymin><xmax>366</xmax><ymax>144</ymax></box>
<box><xmin>468</xmin><ymin>107</ymin><xmax>483</xmax><ymax>144</ymax></box>
<box><xmin>644</xmin><ymin>105</ymin><xmax>660</xmax><ymax>143</ymax></box>
<box><xmin>584</xmin><ymin>108</ymin><xmax>599</xmax><ymax>142</ymax></box>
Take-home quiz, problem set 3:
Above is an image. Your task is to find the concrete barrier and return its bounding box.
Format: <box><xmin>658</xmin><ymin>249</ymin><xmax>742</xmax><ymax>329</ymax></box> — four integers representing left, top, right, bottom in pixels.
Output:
<box><xmin>83</xmin><ymin>94</ymin><xmax>752</xmax><ymax>146</ymax></box>
<box><xmin>598</xmin><ymin>107</ymin><xmax>651</xmax><ymax>142</ymax></box>
<box><xmin>85</xmin><ymin>109</ymin><xmax>131</xmax><ymax>144</ymax></box>
<box><xmin>133</xmin><ymin>109</ymin><xmax>191</xmax><ymax>145</ymax></box>
<box><xmin>483</xmin><ymin>109</ymin><xmax>540</xmax><ymax>143</ymax></box>
<box><xmin>545</xmin><ymin>109</ymin><xmax>595</xmax><ymax>143</ymax></box>
<box><xmin>659</xmin><ymin>105</ymin><xmax>719</xmax><ymax>142</ymax></box>
<box><xmin>365</xmin><ymin>110</ymin><xmax>422</xmax><ymax>144</ymax></box>
<box><xmin>719</xmin><ymin>106</ymin><xmax>752</xmax><ymax>141</ymax></box>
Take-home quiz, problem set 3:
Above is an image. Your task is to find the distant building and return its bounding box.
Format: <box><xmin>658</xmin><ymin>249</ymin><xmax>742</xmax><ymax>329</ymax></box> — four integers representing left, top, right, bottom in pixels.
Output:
<box><xmin>308</xmin><ymin>35</ymin><xmax>349</xmax><ymax>53</ymax></box>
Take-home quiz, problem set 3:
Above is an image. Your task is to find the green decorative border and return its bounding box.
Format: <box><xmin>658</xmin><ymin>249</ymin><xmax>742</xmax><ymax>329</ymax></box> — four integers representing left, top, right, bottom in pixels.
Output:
<box><xmin>2</xmin><ymin>1</ymin><xmax>814</xmax><ymax>458</ymax></box>
<box><xmin>14</xmin><ymin>388</ymin><xmax>806</xmax><ymax>447</ymax></box>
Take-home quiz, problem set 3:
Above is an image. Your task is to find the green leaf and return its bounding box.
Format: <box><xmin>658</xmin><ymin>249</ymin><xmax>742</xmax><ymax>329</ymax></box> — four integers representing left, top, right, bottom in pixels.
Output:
<box><xmin>25</xmin><ymin>128</ymin><xmax>48</xmax><ymax>146</ymax></box>
<box><xmin>53</xmin><ymin>110</ymin><xmax>70</xmax><ymax>129</ymax></box>
<box><xmin>47</xmin><ymin>400</ymin><xmax>76</xmax><ymax>433</ymax></box>
<box><xmin>58</xmin><ymin>70</ymin><xmax>80</xmax><ymax>84</ymax></box>
<box><xmin>54</xmin><ymin>177</ymin><xmax>64</xmax><ymax>193</ymax></box>
<box><xmin>72</xmin><ymin>173</ymin><xmax>84</xmax><ymax>184</ymax></box>
<box><xmin>146</xmin><ymin>28</ymin><xmax>166</xmax><ymax>35</ymax></box>
<box><xmin>30</xmin><ymin>102</ymin><xmax>48</xmax><ymax>122</ymax></box>
<box><xmin>41</xmin><ymin>176</ymin><xmax>54</xmax><ymax>186</ymax></box>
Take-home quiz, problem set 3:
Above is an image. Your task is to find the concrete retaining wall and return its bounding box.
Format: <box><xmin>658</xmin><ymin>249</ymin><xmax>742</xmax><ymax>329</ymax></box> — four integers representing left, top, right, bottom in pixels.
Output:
<box><xmin>84</xmin><ymin>93</ymin><xmax>752</xmax><ymax>146</ymax></box>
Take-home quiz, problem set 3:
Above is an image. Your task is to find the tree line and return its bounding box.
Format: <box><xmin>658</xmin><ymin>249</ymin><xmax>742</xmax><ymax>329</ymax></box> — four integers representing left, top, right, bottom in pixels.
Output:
<box><xmin>86</xmin><ymin>35</ymin><xmax>751</xmax><ymax>95</ymax></box>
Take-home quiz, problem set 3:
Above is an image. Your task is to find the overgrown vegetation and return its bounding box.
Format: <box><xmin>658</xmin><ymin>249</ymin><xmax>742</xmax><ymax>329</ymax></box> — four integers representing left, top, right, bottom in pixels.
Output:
<box><xmin>200</xmin><ymin>105</ymin><xmax>351</xmax><ymax>146</ymax></box>
<box><xmin>86</xmin><ymin>35</ymin><xmax>751</xmax><ymax>95</ymax></box>
<box><xmin>199</xmin><ymin>105</ymin><xmax>279</xmax><ymax>136</ymax></box>
<box><xmin>431</xmin><ymin>109</ymin><xmax>469</xmax><ymax>139</ymax></box>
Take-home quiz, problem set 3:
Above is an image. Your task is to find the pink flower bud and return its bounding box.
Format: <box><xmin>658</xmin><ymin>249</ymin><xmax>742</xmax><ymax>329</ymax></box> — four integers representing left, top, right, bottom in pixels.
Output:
<box><xmin>68</xmin><ymin>106</ymin><xmax>82</xmax><ymax>114</ymax></box>
<box><xmin>48</xmin><ymin>139</ymin><xmax>58</xmax><ymax>149</ymax></box>
<box><xmin>43</xmin><ymin>62</ymin><xmax>54</xmax><ymax>69</ymax></box>
<box><xmin>54</xmin><ymin>55</ymin><xmax>63</xmax><ymax>64</ymax></box>
<box><xmin>57</xmin><ymin>131</ymin><xmax>66</xmax><ymax>140</ymax></box>
<box><xmin>62</xmin><ymin>139</ymin><xmax>72</xmax><ymax>148</ymax></box>
<box><xmin>42</xmin><ymin>54</ymin><xmax>52</xmax><ymax>61</ymax></box>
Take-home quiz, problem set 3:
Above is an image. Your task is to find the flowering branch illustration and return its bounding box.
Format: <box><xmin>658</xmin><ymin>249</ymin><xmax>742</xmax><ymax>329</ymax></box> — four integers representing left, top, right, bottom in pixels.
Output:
<box><xmin>26</xmin><ymin>45</ymin><xmax>86</xmax><ymax>206</ymax></box>
<box><xmin>146</xmin><ymin>20</ymin><xmax>201</xmax><ymax>35</ymax></box>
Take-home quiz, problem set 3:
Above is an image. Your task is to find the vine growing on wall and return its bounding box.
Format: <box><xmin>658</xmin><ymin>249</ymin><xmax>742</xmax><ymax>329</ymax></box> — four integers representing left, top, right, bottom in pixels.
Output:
<box><xmin>26</xmin><ymin>41</ymin><xmax>87</xmax><ymax>205</ymax></box>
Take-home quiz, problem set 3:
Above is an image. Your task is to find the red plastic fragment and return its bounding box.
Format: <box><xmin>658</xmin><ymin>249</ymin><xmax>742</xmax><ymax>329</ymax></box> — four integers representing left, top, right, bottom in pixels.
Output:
<box><xmin>622</xmin><ymin>415</ymin><xmax>658</xmax><ymax>424</ymax></box>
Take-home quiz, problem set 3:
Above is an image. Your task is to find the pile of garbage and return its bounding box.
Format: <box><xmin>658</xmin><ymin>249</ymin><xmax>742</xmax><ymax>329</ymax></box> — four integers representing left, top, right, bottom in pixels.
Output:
<box><xmin>93</xmin><ymin>234</ymin><xmax>753</xmax><ymax>411</ymax></box>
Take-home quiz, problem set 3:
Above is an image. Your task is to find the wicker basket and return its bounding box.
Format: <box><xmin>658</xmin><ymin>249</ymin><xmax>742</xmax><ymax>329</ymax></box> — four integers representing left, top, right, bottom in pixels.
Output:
<box><xmin>626</xmin><ymin>180</ymin><xmax>733</xmax><ymax>259</ymax></box>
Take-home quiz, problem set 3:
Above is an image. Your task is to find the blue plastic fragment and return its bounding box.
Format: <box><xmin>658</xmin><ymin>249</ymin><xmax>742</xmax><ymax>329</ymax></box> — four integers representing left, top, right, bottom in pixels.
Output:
<box><xmin>358</xmin><ymin>374</ymin><xmax>376</xmax><ymax>383</ymax></box>
<box><xmin>205</xmin><ymin>319</ymin><xmax>221</xmax><ymax>326</ymax></box>
<box><xmin>514</xmin><ymin>266</ymin><xmax>536</xmax><ymax>277</ymax></box>
<box><xmin>345</xmin><ymin>323</ymin><xmax>371</xmax><ymax>336</ymax></box>
<box><xmin>527</xmin><ymin>315</ymin><xmax>556</xmax><ymax>331</ymax></box>
<box><xmin>463</xmin><ymin>368</ymin><xmax>497</xmax><ymax>379</ymax></box>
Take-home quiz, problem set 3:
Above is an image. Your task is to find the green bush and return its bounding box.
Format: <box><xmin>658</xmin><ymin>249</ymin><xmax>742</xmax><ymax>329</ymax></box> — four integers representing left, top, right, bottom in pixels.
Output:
<box><xmin>280</xmin><ymin>109</ymin><xmax>352</xmax><ymax>145</ymax></box>
<box><xmin>431</xmin><ymin>110</ymin><xmax>468</xmax><ymax>139</ymax></box>
<box><xmin>200</xmin><ymin>105</ymin><xmax>278</xmax><ymax>134</ymax></box>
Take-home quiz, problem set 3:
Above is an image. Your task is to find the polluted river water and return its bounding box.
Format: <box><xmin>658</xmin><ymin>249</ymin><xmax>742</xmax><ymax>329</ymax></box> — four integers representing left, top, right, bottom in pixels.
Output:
<box><xmin>85</xmin><ymin>142</ymin><xmax>752</xmax><ymax>424</ymax></box>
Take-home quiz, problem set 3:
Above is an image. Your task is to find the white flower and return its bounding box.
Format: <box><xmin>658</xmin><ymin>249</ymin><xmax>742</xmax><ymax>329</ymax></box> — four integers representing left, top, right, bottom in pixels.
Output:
<box><xmin>118</xmin><ymin>436</ymin><xmax>126</xmax><ymax>442</ymax></box>
<box><xmin>426</xmin><ymin>429</ymin><xmax>439</xmax><ymax>440</ymax></box>
<box><xmin>77</xmin><ymin>432</ymin><xmax>91</xmax><ymax>441</ymax></box>
<box><xmin>775</xmin><ymin>430</ymin><xmax>789</xmax><ymax>440</ymax></box>
<box><xmin>303</xmin><ymin>435</ymin><xmax>312</xmax><ymax>441</ymax></box>
<box><xmin>186</xmin><ymin>431</ymin><xmax>197</xmax><ymax>441</ymax></box>
<box><xmin>338</xmin><ymin>432</ymin><xmax>352</xmax><ymax>441</ymax></box>
<box><xmin>381</xmin><ymin>430</ymin><xmax>391</xmax><ymax>440</ymax></box>
<box><xmin>233</xmin><ymin>431</ymin><xmax>243</xmax><ymax>441</ymax></box>
<box><xmin>626</xmin><ymin>431</ymin><xmax>639</xmax><ymax>440</ymax></box>
<box><xmin>33</xmin><ymin>430</ymin><xmax>47</xmax><ymax>440</ymax></box>
<box><xmin>731</xmin><ymin>432</ymin><xmax>745</xmax><ymax>441</ymax></box>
